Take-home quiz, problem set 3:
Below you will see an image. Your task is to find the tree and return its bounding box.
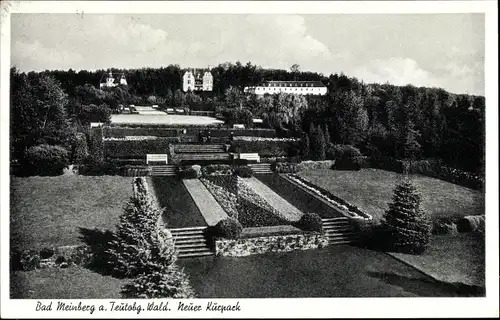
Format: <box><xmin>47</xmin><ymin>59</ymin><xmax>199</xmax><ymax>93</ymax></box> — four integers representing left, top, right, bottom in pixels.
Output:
<box><xmin>400</xmin><ymin>119</ymin><xmax>421</xmax><ymax>161</ymax></box>
<box><xmin>173</xmin><ymin>89</ymin><xmax>185</xmax><ymax>108</ymax></box>
<box><xmin>106</xmin><ymin>178</ymin><xmax>166</xmax><ymax>278</ymax></box>
<box><xmin>290</xmin><ymin>64</ymin><xmax>301</xmax><ymax>73</ymax></box>
<box><xmin>383</xmin><ymin>180</ymin><xmax>432</xmax><ymax>254</ymax></box>
<box><xmin>10</xmin><ymin>69</ymin><xmax>74</xmax><ymax>161</ymax></box>
<box><xmin>300</xmin><ymin>132</ymin><xmax>310</xmax><ymax>160</ymax></box>
<box><xmin>224</xmin><ymin>86</ymin><xmax>245</xmax><ymax>109</ymax></box>
<box><xmin>324</xmin><ymin>125</ymin><xmax>331</xmax><ymax>146</ymax></box>
<box><xmin>311</xmin><ymin>124</ymin><xmax>326</xmax><ymax>160</ymax></box>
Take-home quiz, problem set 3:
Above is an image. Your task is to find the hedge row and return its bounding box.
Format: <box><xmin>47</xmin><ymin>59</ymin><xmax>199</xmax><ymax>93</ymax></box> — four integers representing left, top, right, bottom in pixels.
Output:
<box><xmin>370</xmin><ymin>157</ymin><xmax>484</xmax><ymax>190</ymax></box>
<box><xmin>229</xmin><ymin>140</ymin><xmax>300</xmax><ymax>157</ymax></box>
<box><xmin>104</xmin><ymin>139</ymin><xmax>177</xmax><ymax>158</ymax></box>
<box><xmin>104</xmin><ymin>127</ymin><xmax>181</xmax><ymax>138</ymax></box>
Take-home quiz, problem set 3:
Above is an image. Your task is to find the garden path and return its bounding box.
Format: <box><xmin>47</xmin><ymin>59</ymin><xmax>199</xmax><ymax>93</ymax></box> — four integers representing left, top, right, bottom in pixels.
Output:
<box><xmin>183</xmin><ymin>179</ymin><xmax>228</xmax><ymax>226</ymax></box>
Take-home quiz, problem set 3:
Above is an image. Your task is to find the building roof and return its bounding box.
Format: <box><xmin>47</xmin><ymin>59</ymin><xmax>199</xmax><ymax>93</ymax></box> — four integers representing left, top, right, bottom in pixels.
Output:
<box><xmin>259</xmin><ymin>80</ymin><xmax>325</xmax><ymax>88</ymax></box>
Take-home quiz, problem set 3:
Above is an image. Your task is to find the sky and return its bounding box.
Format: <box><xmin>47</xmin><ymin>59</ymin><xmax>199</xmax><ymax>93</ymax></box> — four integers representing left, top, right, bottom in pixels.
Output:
<box><xmin>10</xmin><ymin>13</ymin><xmax>485</xmax><ymax>95</ymax></box>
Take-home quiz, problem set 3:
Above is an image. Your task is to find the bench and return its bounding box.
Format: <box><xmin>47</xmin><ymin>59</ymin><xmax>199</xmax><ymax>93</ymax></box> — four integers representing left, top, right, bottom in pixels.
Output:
<box><xmin>146</xmin><ymin>154</ymin><xmax>168</xmax><ymax>164</ymax></box>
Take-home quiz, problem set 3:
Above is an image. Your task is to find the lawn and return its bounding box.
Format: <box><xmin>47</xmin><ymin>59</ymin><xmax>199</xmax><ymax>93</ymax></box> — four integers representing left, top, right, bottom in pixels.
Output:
<box><xmin>10</xmin><ymin>176</ymin><xmax>134</xmax><ymax>251</ymax></box>
<box><xmin>10</xmin><ymin>267</ymin><xmax>128</xmax><ymax>299</ymax></box>
<box><xmin>179</xmin><ymin>245</ymin><xmax>483</xmax><ymax>297</ymax></box>
<box><xmin>389</xmin><ymin>233</ymin><xmax>485</xmax><ymax>287</ymax></box>
<box><xmin>297</xmin><ymin>168</ymin><xmax>485</xmax><ymax>222</ymax></box>
<box><xmin>256</xmin><ymin>174</ymin><xmax>345</xmax><ymax>219</ymax></box>
<box><xmin>111</xmin><ymin>114</ymin><xmax>223</xmax><ymax>125</ymax></box>
<box><xmin>148</xmin><ymin>177</ymin><xmax>207</xmax><ymax>228</ymax></box>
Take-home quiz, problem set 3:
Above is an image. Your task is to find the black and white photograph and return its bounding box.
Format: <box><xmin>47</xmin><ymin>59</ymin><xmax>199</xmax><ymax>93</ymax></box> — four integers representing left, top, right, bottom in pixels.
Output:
<box><xmin>1</xmin><ymin>1</ymin><xmax>498</xmax><ymax>318</ymax></box>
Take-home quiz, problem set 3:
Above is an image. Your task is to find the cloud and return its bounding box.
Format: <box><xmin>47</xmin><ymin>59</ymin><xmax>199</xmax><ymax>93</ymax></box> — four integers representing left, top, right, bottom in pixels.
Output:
<box><xmin>12</xmin><ymin>40</ymin><xmax>83</xmax><ymax>71</ymax></box>
<box><xmin>350</xmin><ymin>57</ymin><xmax>484</xmax><ymax>95</ymax></box>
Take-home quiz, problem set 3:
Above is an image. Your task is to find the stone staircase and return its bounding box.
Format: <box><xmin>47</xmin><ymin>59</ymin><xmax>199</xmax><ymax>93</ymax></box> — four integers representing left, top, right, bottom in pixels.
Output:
<box><xmin>322</xmin><ymin>217</ymin><xmax>360</xmax><ymax>245</ymax></box>
<box><xmin>248</xmin><ymin>163</ymin><xmax>272</xmax><ymax>174</ymax></box>
<box><xmin>170</xmin><ymin>226</ymin><xmax>214</xmax><ymax>258</ymax></box>
<box><xmin>151</xmin><ymin>165</ymin><xmax>177</xmax><ymax>176</ymax></box>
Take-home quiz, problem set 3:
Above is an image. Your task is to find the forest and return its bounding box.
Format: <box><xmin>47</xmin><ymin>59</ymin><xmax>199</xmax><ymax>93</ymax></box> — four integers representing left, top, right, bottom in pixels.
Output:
<box><xmin>10</xmin><ymin>61</ymin><xmax>485</xmax><ymax>175</ymax></box>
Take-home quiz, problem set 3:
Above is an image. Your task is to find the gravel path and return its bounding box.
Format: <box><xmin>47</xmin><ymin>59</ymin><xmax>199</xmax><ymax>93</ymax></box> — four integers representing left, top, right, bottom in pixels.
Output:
<box><xmin>183</xmin><ymin>179</ymin><xmax>228</xmax><ymax>226</ymax></box>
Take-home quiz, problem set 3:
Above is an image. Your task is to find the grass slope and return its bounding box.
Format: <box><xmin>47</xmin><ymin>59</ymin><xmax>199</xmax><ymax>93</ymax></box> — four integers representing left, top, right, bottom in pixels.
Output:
<box><xmin>10</xmin><ymin>176</ymin><xmax>134</xmax><ymax>251</ymax></box>
<box><xmin>148</xmin><ymin>177</ymin><xmax>207</xmax><ymax>228</ymax></box>
<box><xmin>297</xmin><ymin>168</ymin><xmax>485</xmax><ymax>222</ymax></box>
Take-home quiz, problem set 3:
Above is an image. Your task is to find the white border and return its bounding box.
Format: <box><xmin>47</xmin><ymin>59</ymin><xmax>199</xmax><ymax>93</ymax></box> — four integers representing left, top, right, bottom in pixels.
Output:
<box><xmin>1</xmin><ymin>1</ymin><xmax>498</xmax><ymax>318</ymax></box>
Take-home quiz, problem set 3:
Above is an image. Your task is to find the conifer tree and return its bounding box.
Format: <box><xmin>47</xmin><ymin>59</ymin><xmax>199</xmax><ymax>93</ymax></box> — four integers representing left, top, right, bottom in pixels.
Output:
<box><xmin>324</xmin><ymin>125</ymin><xmax>331</xmax><ymax>147</ymax></box>
<box><xmin>106</xmin><ymin>177</ymin><xmax>165</xmax><ymax>277</ymax></box>
<box><xmin>300</xmin><ymin>132</ymin><xmax>310</xmax><ymax>160</ymax></box>
<box><xmin>312</xmin><ymin>124</ymin><xmax>326</xmax><ymax>160</ymax></box>
<box><xmin>383</xmin><ymin>180</ymin><xmax>432</xmax><ymax>254</ymax></box>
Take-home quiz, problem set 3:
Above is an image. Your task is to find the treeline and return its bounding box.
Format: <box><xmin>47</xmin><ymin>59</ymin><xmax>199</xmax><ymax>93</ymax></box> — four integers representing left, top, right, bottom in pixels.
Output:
<box><xmin>10</xmin><ymin>61</ymin><xmax>485</xmax><ymax>176</ymax></box>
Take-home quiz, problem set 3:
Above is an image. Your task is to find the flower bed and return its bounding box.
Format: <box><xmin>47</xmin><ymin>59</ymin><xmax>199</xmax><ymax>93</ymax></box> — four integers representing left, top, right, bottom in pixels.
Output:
<box><xmin>104</xmin><ymin>136</ymin><xmax>161</xmax><ymax>141</ymax></box>
<box><xmin>233</xmin><ymin>137</ymin><xmax>299</xmax><ymax>142</ymax></box>
<box><xmin>201</xmin><ymin>175</ymin><xmax>292</xmax><ymax>228</ymax></box>
<box><xmin>285</xmin><ymin>174</ymin><xmax>372</xmax><ymax>221</ymax></box>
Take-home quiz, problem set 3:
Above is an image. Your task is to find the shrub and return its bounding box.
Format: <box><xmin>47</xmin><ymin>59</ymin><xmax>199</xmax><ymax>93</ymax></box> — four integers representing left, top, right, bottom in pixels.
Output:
<box><xmin>330</xmin><ymin>145</ymin><xmax>362</xmax><ymax>170</ymax></box>
<box><xmin>233</xmin><ymin>165</ymin><xmax>253</xmax><ymax>178</ymax></box>
<box><xmin>71</xmin><ymin>133</ymin><xmax>89</xmax><ymax>164</ymax></box>
<box><xmin>18</xmin><ymin>250</ymin><xmax>41</xmax><ymax>271</ymax></box>
<box><xmin>213</xmin><ymin>218</ymin><xmax>243</xmax><ymax>239</ymax></box>
<box><xmin>457</xmin><ymin>215</ymin><xmax>485</xmax><ymax>233</ymax></box>
<box><xmin>383</xmin><ymin>180</ymin><xmax>432</xmax><ymax>254</ymax></box>
<box><xmin>272</xmin><ymin>162</ymin><xmax>300</xmax><ymax>173</ymax></box>
<box><xmin>201</xmin><ymin>164</ymin><xmax>232</xmax><ymax>176</ymax></box>
<box><xmin>23</xmin><ymin>144</ymin><xmax>69</xmax><ymax>176</ymax></box>
<box><xmin>88</xmin><ymin>126</ymin><xmax>104</xmax><ymax>163</ymax></box>
<box><xmin>296</xmin><ymin>213</ymin><xmax>323</xmax><ymax>232</ymax></box>
<box><xmin>39</xmin><ymin>247</ymin><xmax>55</xmax><ymax>259</ymax></box>
<box><xmin>77</xmin><ymin>159</ymin><xmax>121</xmax><ymax>176</ymax></box>
<box><xmin>177</xmin><ymin>166</ymin><xmax>200</xmax><ymax>179</ymax></box>
<box><xmin>104</xmin><ymin>126</ymin><xmax>180</xmax><ymax>138</ymax></box>
<box><xmin>296</xmin><ymin>160</ymin><xmax>335</xmax><ymax>172</ymax></box>
<box><xmin>121</xmin><ymin>165</ymin><xmax>151</xmax><ymax>177</ymax></box>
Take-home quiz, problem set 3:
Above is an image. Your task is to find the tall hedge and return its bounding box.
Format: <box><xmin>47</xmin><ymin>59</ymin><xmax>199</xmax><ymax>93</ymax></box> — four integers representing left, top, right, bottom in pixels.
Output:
<box><xmin>104</xmin><ymin>139</ymin><xmax>176</xmax><ymax>158</ymax></box>
<box><xmin>383</xmin><ymin>180</ymin><xmax>432</xmax><ymax>254</ymax></box>
<box><xmin>71</xmin><ymin>133</ymin><xmax>89</xmax><ymax>164</ymax></box>
<box><xmin>23</xmin><ymin>144</ymin><xmax>69</xmax><ymax>176</ymax></box>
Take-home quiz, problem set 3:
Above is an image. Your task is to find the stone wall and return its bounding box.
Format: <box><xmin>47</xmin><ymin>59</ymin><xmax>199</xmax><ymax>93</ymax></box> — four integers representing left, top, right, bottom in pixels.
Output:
<box><xmin>215</xmin><ymin>232</ymin><xmax>328</xmax><ymax>257</ymax></box>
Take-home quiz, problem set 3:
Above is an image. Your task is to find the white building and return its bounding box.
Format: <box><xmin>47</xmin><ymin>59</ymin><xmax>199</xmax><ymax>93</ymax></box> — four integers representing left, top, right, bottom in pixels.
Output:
<box><xmin>182</xmin><ymin>67</ymin><xmax>213</xmax><ymax>92</ymax></box>
<box><xmin>244</xmin><ymin>81</ymin><xmax>327</xmax><ymax>96</ymax></box>
<box><xmin>100</xmin><ymin>71</ymin><xmax>127</xmax><ymax>89</ymax></box>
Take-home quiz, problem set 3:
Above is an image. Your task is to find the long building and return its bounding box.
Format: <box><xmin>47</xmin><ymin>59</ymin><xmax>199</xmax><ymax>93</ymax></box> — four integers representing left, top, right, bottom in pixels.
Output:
<box><xmin>244</xmin><ymin>80</ymin><xmax>327</xmax><ymax>96</ymax></box>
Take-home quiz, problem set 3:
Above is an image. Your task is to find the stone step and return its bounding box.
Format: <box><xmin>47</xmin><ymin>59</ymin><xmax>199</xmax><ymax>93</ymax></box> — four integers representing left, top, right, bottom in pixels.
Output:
<box><xmin>324</xmin><ymin>226</ymin><xmax>354</xmax><ymax>232</ymax></box>
<box><xmin>322</xmin><ymin>217</ymin><xmax>349</xmax><ymax>221</ymax></box>
<box><xmin>323</xmin><ymin>220</ymin><xmax>350</xmax><ymax>225</ymax></box>
<box><xmin>172</xmin><ymin>234</ymin><xmax>206</xmax><ymax>241</ymax></box>
<box><xmin>176</xmin><ymin>242</ymin><xmax>209</xmax><ymax>249</ymax></box>
<box><xmin>174</xmin><ymin>238</ymin><xmax>209</xmax><ymax>244</ymax></box>
<box><xmin>328</xmin><ymin>239</ymin><xmax>357</xmax><ymax>245</ymax></box>
<box><xmin>170</xmin><ymin>226</ymin><xmax>207</xmax><ymax>232</ymax></box>
<box><xmin>177</xmin><ymin>247</ymin><xmax>213</xmax><ymax>254</ymax></box>
<box><xmin>177</xmin><ymin>251</ymin><xmax>215</xmax><ymax>258</ymax></box>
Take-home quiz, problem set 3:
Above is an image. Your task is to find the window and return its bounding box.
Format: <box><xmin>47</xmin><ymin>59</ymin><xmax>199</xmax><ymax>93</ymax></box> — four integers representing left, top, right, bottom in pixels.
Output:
<box><xmin>188</xmin><ymin>80</ymin><xmax>191</xmax><ymax>84</ymax></box>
